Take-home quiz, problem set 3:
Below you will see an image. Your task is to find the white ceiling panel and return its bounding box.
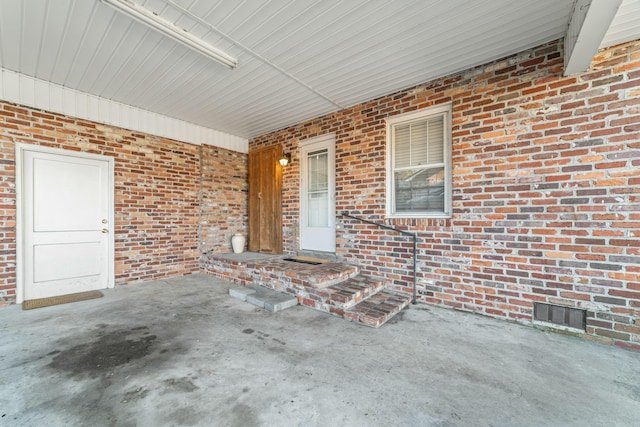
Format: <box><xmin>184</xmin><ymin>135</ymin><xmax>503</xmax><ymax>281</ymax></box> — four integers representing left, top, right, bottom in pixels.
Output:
<box><xmin>19</xmin><ymin>0</ymin><xmax>47</xmax><ymax>76</ymax></box>
<box><xmin>35</xmin><ymin>1</ymin><xmax>72</xmax><ymax>76</ymax></box>
<box><xmin>601</xmin><ymin>0</ymin><xmax>640</xmax><ymax>48</ymax></box>
<box><xmin>48</xmin><ymin>1</ymin><xmax>98</xmax><ymax>84</ymax></box>
<box><xmin>0</xmin><ymin>0</ymin><xmax>639</xmax><ymax>141</ymax></box>
<box><xmin>0</xmin><ymin>0</ymin><xmax>23</xmax><ymax>70</ymax></box>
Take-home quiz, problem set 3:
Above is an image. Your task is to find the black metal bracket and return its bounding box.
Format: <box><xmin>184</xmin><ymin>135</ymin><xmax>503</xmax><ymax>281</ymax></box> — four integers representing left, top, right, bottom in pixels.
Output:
<box><xmin>340</xmin><ymin>212</ymin><xmax>417</xmax><ymax>304</ymax></box>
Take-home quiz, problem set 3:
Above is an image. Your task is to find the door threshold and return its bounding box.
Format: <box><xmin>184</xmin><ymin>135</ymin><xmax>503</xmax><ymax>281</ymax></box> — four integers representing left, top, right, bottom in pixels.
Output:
<box><xmin>297</xmin><ymin>250</ymin><xmax>337</xmax><ymax>262</ymax></box>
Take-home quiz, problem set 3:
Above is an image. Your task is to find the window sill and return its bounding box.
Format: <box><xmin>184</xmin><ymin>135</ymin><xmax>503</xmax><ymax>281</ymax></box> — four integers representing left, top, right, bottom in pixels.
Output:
<box><xmin>386</xmin><ymin>213</ymin><xmax>451</xmax><ymax>220</ymax></box>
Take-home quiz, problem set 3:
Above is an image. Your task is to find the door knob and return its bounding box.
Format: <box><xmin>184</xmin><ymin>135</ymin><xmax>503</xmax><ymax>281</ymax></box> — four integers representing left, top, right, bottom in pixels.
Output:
<box><xmin>101</xmin><ymin>228</ymin><xmax>109</xmax><ymax>234</ymax></box>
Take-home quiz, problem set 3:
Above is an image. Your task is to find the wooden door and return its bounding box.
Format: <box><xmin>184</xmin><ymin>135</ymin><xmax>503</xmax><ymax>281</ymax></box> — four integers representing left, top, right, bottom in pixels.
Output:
<box><xmin>248</xmin><ymin>145</ymin><xmax>282</xmax><ymax>254</ymax></box>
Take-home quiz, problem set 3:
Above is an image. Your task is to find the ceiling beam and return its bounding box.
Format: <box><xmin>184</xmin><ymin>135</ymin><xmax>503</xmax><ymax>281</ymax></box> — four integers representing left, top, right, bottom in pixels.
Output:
<box><xmin>564</xmin><ymin>0</ymin><xmax>623</xmax><ymax>76</ymax></box>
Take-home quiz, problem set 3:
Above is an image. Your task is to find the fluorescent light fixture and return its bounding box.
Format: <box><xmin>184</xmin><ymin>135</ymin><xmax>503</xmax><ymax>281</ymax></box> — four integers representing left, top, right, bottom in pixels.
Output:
<box><xmin>101</xmin><ymin>0</ymin><xmax>238</xmax><ymax>69</ymax></box>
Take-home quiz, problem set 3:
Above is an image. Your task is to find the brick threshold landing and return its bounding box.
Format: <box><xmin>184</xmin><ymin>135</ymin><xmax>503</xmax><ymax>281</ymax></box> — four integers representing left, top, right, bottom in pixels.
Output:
<box><xmin>200</xmin><ymin>252</ymin><xmax>411</xmax><ymax>327</ymax></box>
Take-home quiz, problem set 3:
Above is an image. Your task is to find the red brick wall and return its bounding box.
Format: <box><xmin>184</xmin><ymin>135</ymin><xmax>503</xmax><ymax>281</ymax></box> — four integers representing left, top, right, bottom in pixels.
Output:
<box><xmin>0</xmin><ymin>102</ymin><xmax>247</xmax><ymax>305</ymax></box>
<box><xmin>250</xmin><ymin>39</ymin><xmax>640</xmax><ymax>350</ymax></box>
<box><xmin>200</xmin><ymin>145</ymin><xmax>248</xmax><ymax>254</ymax></box>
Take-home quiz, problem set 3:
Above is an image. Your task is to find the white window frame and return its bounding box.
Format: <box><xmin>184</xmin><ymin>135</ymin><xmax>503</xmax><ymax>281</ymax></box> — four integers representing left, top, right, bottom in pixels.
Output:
<box><xmin>385</xmin><ymin>103</ymin><xmax>452</xmax><ymax>219</ymax></box>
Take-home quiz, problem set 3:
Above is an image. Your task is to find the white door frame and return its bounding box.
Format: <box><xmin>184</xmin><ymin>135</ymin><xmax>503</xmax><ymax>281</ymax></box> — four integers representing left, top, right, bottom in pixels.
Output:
<box><xmin>15</xmin><ymin>144</ymin><xmax>115</xmax><ymax>303</ymax></box>
<box><xmin>299</xmin><ymin>134</ymin><xmax>336</xmax><ymax>253</ymax></box>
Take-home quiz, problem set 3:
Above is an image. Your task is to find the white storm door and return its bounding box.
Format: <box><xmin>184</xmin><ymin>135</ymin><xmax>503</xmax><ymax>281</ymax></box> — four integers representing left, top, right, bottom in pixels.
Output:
<box><xmin>18</xmin><ymin>145</ymin><xmax>114</xmax><ymax>302</ymax></box>
<box><xmin>300</xmin><ymin>135</ymin><xmax>335</xmax><ymax>252</ymax></box>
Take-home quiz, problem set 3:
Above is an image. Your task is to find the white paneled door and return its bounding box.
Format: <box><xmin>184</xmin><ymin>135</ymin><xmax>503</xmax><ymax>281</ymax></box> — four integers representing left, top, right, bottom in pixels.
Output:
<box><xmin>17</xmin><ymin>145</ymin><xmax>114</xmax><ymax>302</ymax></box>
<box><xmin>300</xmin><ymin>135</ymin><xmax>336</xmax><ymax>253</ymax></box>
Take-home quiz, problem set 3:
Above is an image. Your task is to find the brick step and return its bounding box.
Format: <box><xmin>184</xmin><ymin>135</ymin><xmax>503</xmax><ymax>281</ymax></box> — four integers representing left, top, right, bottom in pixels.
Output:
<box><xmin>251</xmin><ymin>257</ymin><xmax>359</xmax><ymax>290</ymax></box>
<box><xmin>316</xmin><ymin>275</ymin><xmax>386</xmax><ymax>310</ymax></box>
<box><xmin>204</xmin><ymin>252</ymin><xmax>411</xmax><ymax>327</ymax></box>
<box><xmin>344</xmin><ymin>290</ymin><xmax>413</xmax><ymax>328</ymax></box>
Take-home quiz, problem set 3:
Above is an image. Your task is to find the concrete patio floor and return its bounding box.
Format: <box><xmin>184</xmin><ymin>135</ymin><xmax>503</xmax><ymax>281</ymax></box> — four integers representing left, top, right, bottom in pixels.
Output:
<box><xmin>0</xmin><ymin>274</ymin><xmax>638</xmax><ymax>427</ymax></box>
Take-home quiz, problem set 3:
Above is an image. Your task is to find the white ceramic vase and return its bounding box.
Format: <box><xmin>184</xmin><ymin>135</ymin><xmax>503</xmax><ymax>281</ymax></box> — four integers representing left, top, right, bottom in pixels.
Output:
<box><xmin>231</xmin><ymin>233</ymin><xmax>246</xmax><ymax>253</ymax></box>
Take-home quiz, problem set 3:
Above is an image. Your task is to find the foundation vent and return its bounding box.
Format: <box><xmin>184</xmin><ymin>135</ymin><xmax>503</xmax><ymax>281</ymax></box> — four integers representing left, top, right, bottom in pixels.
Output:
<box><xmin>533</xmin><ymin>302</ymin><xmax>586</xmax><ymax>330</ymax></box>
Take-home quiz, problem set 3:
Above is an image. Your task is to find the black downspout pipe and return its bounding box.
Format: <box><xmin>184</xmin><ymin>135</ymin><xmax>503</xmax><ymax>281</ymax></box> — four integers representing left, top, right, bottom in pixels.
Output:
<box><xmin>340</xmin><ymin>212</ymin><xmax>418</xmax><ymax>304</ymax></box>
<box><xmin>412</xmin><ymin>233</ymin><xmax>417</xmax><ymax>305</ymax></box>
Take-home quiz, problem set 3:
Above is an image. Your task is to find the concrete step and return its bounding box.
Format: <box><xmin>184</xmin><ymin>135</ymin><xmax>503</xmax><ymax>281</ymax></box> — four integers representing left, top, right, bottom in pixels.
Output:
<box><xmin>344</xmin><ymin>290</ymin><xmax>413</xmax><ymax>328</ymax></box>
<box><xmin>316</xmin><ymin>275</ymin><xmax>386</xmax><ymax>310</ymax></box>
<box><xmin>229</xmin><ymin>284</ymin><xmax>298</xmax><ymax>312</ymax></box>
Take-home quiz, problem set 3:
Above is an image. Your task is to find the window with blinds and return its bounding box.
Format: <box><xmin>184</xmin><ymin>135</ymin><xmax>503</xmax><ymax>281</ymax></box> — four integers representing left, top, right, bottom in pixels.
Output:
<box><xmin>307</xmin><ymin>149</ymin><xmax>329</xmax><ymax>227</ymax></box>
<box><xmin>386</xmin><ymin>105</ymin><xmax>451</xmax><ymax>217</ymax></box>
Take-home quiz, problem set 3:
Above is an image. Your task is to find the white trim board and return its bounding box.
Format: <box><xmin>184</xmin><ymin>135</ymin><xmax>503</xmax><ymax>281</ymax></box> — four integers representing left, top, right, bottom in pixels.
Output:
<box><xmin>564</xmin><ymin>0</ymin><xmax>622</xmax><ymax>76</ymax></box>
<box><xmin>0</xmin><ymin>68</ymin><xmax>248</xmax><ymax>153</ymax></box>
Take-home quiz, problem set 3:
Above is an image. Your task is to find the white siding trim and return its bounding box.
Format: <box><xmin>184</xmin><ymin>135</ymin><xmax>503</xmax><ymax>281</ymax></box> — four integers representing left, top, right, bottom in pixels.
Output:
<box><xmin>564</xmin><ymin>0</ymin><xmax>622</xmax><ymax>76</ymax></box>
<box><xmin>0</xmin><ymin>68</ymin><xmax>248</xmax><ymax>153</ymax></box>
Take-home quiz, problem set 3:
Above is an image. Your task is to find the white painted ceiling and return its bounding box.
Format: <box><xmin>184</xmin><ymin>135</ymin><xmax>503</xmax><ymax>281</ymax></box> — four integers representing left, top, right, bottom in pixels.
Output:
<box><xmin>601</xmin><ymin>0</ymin><xmax>640</xmax><ymax>48</ymax></box>
<box><xmin>0</xmin><ymin>0</ymin><xmax>639</xmax><ymax>140</ymax></box>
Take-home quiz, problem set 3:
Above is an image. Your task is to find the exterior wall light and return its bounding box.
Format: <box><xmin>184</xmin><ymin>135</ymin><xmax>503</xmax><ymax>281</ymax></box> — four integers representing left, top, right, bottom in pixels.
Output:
<box><xmin>279</xmin><ymin>153</ymin><xmax>291</xmax><ymax>166</ymax></box>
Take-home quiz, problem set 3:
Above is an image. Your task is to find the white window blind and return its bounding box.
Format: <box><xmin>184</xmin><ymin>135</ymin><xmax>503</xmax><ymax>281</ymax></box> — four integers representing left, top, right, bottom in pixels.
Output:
<box><xmin>394</xmin><ymin>115</ymin><xmax>444</xmax><ymax>169</ymax></box>
<box><xmin>307</xmin><ymin>150</ymin><xmax>329</xmax><ymax>227</ymax></box>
